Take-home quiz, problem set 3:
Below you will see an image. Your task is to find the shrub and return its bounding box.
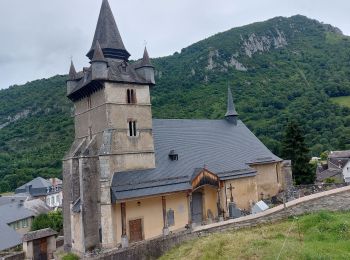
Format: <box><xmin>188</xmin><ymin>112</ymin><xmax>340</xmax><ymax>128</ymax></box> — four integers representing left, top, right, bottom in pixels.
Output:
<box><xmin>62</xmin><ymin>253</ymin><xmax>80</xmax><ymax>260</ymax></box>
<box><xmin>31</xmin><ymin>210</ymin><xmax>63</xmax><ymax>232</ymax></box>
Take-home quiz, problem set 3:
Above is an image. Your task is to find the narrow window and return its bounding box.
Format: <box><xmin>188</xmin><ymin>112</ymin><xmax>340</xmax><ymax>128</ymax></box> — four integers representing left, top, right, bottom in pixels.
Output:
<box><xmin>132</xmin><ymin>121</ymin><xmax>137</xmax><ymax>136</ymax></box>
<box><xmin>127</xmin><ymin>89</ymin><xmax>136</xmax><ymax>104</ymax></box>
<box><xmin>127</xmin><ymin>89</ymin><xmax>131</xmax><ymax>103</ymax></box>
<box><xmin>131</xmin><ymin>89</ymin><xmax>136</xmax><ymax>103</ymax></box>
<box><xmin>128</xmin><ymin>120</ymin><xmax>137</xmax><ymax>136</ymax></box>
<box><xmin>128</xmin><ymin>121</ymin><xmax>133</xmax><ymax>136</ymax></box>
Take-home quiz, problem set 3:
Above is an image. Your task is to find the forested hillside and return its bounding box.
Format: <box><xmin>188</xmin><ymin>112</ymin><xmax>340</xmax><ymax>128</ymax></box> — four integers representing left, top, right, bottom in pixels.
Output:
<box><xmin>0</xmin><ymin>15</ymin><xmax>350</xmax><ymax>192</ymax></box>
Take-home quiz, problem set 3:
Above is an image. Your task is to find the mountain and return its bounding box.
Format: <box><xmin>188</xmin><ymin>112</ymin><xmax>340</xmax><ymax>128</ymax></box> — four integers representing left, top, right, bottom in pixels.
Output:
<box><xmin>0</xmin><ymin>15</ymin><xmax>350</xmax><ymax>192</ymax></box>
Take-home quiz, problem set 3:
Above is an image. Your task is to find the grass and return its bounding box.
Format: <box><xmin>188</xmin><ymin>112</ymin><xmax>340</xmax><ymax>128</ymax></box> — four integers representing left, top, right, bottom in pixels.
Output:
<box><xmin>330</xmin><ymin>96</ymin><xmax>350</xmax><ymax>108</ymax></box>
<box><xmin>160</xmin><ymin>211</ymin><xmax>350</xmax><ymax>260</ymax></box>
<box><xmin>62</xmin><ymin>253</ymin><xmax>80</xmax><ymax>260</ymax></box>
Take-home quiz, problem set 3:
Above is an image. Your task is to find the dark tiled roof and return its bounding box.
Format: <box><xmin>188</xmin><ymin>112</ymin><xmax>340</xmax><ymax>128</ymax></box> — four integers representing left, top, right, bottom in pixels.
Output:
<box><xmin>0</xmin><ymin>221</ymin><xmax>21</xmax><ymax>251</ymax></box>
<box><xmin>111</xmin><ymin>119</ymin><xmax>281</xmax><ymax>201</ymax></box>
<box><xmin>225</xmin><ymin>87</ymin><xmax>238</xmax><ymax>117</ymax></box>
<box><xmin>316</xmin><ymin>168</ymin><xmax>342</xmax><ymax>182</ymax></box>
<box><xmin>0</xmin><ymin>202</ymin><xmax>35</xmax><ymax>224</ymax></box>
<box><xmin>15</xmin><ymin>177</ymin><xmax>61</xmax><ymax>197</ymax></box>
<box><xmin>67</xmin><ymin>59</ymin><xmax>154</xmax><ymax>102</ymax></box>
<box><xmin>68</xmin><ymin>61</ymin><xmax>77</xmax><ymax>80</ymax></box>
<box><xmin>0</xmin><ymin>196</ymin><xmax>28</xmax><ymax>206</ymax></box>
<box><xmin>86</xmin><ymin>0</ymin><xmax>130</xmax><ymax>60</ymax></box>
<box><xmin>139</xmin><ymin>47</ymin><xmax>153</xmax><ymax>68</ymax></box>
<box><xmin>22</xmin><ymin>228</ymin><xmax>57</xmax><ymax>242</ymax></box>
<box><xmin>328</xmin><ymin>158</ymin><xmax>349</xmax><ymax>169</ymax></box>
<box><xmin>329</xmin><ymin>150</ymin><xmax>350</xmax><ymax>158</ymax></box>
<box><xmin>92</xmin><ymin>41</ymin><xmax>106</xmax><ymax>62</ymax></box>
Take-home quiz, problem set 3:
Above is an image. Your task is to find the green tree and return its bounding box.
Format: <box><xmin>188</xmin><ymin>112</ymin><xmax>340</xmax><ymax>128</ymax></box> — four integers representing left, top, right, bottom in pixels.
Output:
<box><xmin>282</xmin><ymin>121</ymin><xmax>315</xmax><ymax>184</ymax></box>
<box><xmin>31</xmin><ymin>210</ymin><xmax>63</xmax><ymax>233</ymax></box>
<box><xmin>320</xmin><ymin>151</ymin><xmax>329</xmax><ymax>161</ymax></box>
<box><xmin>0</xmin><ymin>181</ymin><xmax>10</xmax><ymax>193</ymax></box>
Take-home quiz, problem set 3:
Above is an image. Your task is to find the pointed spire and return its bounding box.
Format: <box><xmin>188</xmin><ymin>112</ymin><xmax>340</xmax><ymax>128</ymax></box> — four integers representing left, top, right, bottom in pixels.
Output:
<box><xmin>87</xmin><ymin>0</ymin><xmax>130</xmax><ymax>60</ymax></box>
<box><xmin>225</xmin><ymin>87</ymin><xmax>239</xmax><ymax>123</ymax></box>
<box><xmin>68</xmin><ymin>60</ymin><xmax>77</xmax><ymax>80</ymax></box>
<box><xmin>140</xmin><ymin>47</ymin><xmax>153</xmax><ymax>67</ymax></box>
<box><xmin>92</xmin><ymin>41</ymin><xmax>106</xmax><ymax>62</ymax></box>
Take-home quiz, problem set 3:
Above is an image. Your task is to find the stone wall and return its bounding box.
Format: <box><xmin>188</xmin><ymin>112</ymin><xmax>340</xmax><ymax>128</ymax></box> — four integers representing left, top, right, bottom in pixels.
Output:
<box><xmin>85</xmin><ymin>186</ymin><xmax>350</xmax><ymax>260</ymax></box>
<box><xmin>0</xmin><ymin>252</ymin><xmax>25</xmax><ymax>260</ymax></box>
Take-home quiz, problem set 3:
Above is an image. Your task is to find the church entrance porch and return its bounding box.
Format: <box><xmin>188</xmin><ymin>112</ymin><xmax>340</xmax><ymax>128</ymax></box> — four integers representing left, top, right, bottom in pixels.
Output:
<box><xmin>190</xmin><ymin>168</ymin><xmax>222</xmax><ymax>226</ymax></box>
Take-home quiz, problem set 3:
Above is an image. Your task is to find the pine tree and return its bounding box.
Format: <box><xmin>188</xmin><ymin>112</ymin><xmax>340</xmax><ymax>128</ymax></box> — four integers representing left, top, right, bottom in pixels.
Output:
<box><xmin>282</xmin><ymin>121</ymin><xmax>315</xmax><ymax>184</ymax></box>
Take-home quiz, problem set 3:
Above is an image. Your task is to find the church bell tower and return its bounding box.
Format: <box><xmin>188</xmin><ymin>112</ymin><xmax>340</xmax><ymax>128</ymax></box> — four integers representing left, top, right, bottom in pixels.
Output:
<box><xmin>62</xmin><ymin>0</ymin><xmax>156</xmax><ymax>252</ymax></box>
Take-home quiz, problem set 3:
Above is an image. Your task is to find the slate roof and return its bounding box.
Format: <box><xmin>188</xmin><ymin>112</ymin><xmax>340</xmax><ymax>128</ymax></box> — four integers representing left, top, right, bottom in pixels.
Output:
<box><xmin>139</xmin><ymin>47</ymin><xmax>153</xmax><ymax>68</ymax></box>
<box><xmin>15</xmin><ymin>177</ymin><xmax>61</xmax><ymax>197</ymax></box>
<box><xmin>92</xmin><ymin>41</ymin><xmax>106</xmax><ymax>62</ymax></box>
<box><xmin>111</xmin><ymin>119</ymin><xmax>281</xmax><ymax>201</ymax></box>
<box><xmin>328</xmin><ymin>157</ymin><xmax>349</xmax><ymax>169</ymax></box>
<box><xmin>86</xmin><ymin>0</ymin><xmax>130</xmax><ymax>60</ymax></box>
<box><xmin>67</xmin><ymin>59</ymin><xmax>154</xmax><ymax>101</ymax></box>
<box><xmin>329</xmin><ymin>150</ymin><xmax>350</xmax><ymax>158</ymax></box>
<box><xmin>0</xmin><ymin>221</ymin><xmax>21</xmax><ymax>251</ymax></box>
<box><xmin>225</xmin><ymin>87</ymin><xmax>238</xmax><ymax>117</ymax></box>
<box><xmin>0</xmin><ymin>202</ymin><xmax>35</xmax><ymax>224</ymax></box>
<box><xmin>0</xmin><ymin>196</ymin><xmax>28</xmax><ymax>207</ymax></box>
<box><xmin>67</xmin><ymin>0</ymin><xmax>155</xmax><ymax>102</ymax></box>
<box><xmin>316</xmin><ymin>168</ymin><xmax>342</xmax><ymax>182</ymax></box>
<box><xmin>68</xmin><ymin>61</ymin><xmax>77</xmax><ymax>80</ymax></box>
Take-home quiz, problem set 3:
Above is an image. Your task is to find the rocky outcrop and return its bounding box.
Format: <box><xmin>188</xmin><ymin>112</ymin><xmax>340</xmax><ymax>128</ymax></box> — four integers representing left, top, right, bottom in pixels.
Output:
<box><xmin>0</xmin><ymin>109</ymin><xmax>31</xmax><ymax>129</ymax></box>
<box><xmin>226</xmin><ymin>57</ymin><xmax>247</xmax><ymax>71</ymax></box>
<box><xmin>241</xmin><ymin>29</ymin><xmax>287</xmax><ymax>58</ymax></box>
<box><xmin>206</xmin><ymin>49</ymin><xmax>219</xmax><ymax>70</ymax></box>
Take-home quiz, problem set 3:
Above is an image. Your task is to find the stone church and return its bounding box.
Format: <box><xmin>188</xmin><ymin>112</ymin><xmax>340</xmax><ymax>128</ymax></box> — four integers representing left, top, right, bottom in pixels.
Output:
<box><xmin>63</xmin><ymin>0</ymin><xmax>288</xmax><ymax>253</ymax></box>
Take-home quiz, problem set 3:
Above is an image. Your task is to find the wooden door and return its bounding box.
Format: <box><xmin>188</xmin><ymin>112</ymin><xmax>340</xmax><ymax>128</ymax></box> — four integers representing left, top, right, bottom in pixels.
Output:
<box><xmin>129</xmin><ymin>218</ymin><xmax>143</xmax><ymax>242</ymax></box>
<box><xmin>33</xmin><ymin>238</ymin><xmax>47</xmax><ymax>260</ymax></box>
<box><xmin>192</xmin><ymin>192</ymin><xmax>203</xmax><ymax>224</ymax></box>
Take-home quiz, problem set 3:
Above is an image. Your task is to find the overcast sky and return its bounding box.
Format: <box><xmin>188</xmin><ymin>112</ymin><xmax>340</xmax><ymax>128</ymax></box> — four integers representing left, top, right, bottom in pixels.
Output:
<box><xmin>0</xmin><ymin>0</ymin><xmax>349</xmax><ymax>89</ymax></box>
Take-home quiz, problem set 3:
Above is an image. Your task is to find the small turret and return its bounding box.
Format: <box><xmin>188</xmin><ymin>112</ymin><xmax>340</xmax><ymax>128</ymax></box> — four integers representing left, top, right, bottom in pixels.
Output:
<box><xmin>136</xmin><ymin>47</ymin><xmax>155</xmax><ymax>84</ymax></box>
<box><xmin>225</xmin><ymin>86</ymin><xmax>239</xmax><ymax>125</ymax></box>
<box><xmin>91</xmin><ymin>41</ymin><xmax>108</xmax><ymax>80</ymax></box>
<box><xmin>67</xmin><ymin>61</ymin><xmax>78</xmax><ymax>94</ymax></box>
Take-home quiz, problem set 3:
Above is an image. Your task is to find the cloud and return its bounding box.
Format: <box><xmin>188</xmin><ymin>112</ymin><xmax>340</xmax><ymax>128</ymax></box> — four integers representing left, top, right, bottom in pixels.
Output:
<box><xmin>0</xmin><ymin>0</ymin><xmax>349</xmax><ymax>89</ymax></box>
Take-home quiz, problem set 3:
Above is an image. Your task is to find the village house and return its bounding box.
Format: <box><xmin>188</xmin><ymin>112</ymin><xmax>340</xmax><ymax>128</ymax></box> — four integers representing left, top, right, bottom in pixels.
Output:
<box><xmin>316</xmin><ymin>150</ymin><xmax>350</xmax><ymax>183</ymax></box>
<box><xmin>62</xmin><ymin>0</ymin><xmax>290</xmax><ymax>253</ymax></box>
<box><xmin>15</xmin><ymin>177</ymin><xmax>63</xmax><ymax>208</ymax></box>
<box><xmin>0</xmin><ymin>196</ymin><xmax>50</xmax><ymax>251</ymax></box>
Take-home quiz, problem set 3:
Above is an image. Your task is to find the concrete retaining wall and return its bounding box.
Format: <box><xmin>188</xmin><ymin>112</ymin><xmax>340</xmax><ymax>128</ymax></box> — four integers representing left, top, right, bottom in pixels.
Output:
<box><xmin>85</xmin><ymin>186</ymin><xmax>350</xmax><ymax>260</ymax></box>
